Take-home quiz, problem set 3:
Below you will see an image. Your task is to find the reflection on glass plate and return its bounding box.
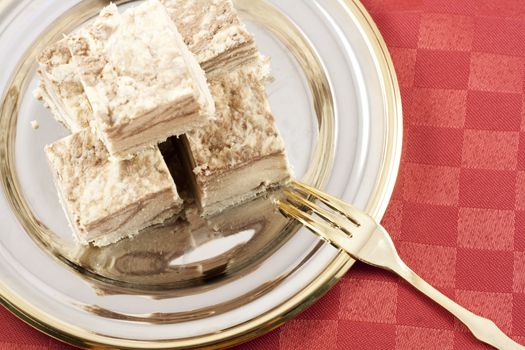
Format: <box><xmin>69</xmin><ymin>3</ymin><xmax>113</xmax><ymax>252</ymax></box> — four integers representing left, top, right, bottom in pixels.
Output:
<box><xmin>0</xmin><ymin>0</ymin><xmax>402</xmax><ymax>348</ymax></box>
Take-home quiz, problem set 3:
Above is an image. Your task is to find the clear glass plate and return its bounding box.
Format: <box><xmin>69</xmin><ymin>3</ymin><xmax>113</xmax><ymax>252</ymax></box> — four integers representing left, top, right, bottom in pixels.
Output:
<box><xmin>0</xmin><ymin>0</ymin><xmax>402</xmax><ymax>348</ymax></box>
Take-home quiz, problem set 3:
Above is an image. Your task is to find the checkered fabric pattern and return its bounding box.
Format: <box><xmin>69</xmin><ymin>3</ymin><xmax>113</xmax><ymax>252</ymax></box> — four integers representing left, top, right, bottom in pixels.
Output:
<box><xmin>2</xmin><ymin>0</ymin><xmax>525</xmax><ymax>349</ymax></box>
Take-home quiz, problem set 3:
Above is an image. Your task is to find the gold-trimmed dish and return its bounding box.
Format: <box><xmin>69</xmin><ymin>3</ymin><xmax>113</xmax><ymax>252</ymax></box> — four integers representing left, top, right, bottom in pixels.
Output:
<box><xmin>0</xmin><ymin>0</ymin><xmax>402</xmax><ymax>348</ymax></box>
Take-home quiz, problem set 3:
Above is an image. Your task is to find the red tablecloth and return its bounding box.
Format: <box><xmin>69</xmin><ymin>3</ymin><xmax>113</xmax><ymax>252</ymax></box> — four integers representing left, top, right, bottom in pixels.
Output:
<box><xmin>2</xmin><ymin>0</ymin><xmax>525</xmax><ymax>349</ymax></box>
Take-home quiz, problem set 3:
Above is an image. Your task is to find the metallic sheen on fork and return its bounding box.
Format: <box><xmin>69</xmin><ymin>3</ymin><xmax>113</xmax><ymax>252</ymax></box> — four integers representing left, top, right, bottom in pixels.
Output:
<box><xmin>278</xmin><ymin>180</ymin><xmax>524</xmax><ymax>350</ymax></box>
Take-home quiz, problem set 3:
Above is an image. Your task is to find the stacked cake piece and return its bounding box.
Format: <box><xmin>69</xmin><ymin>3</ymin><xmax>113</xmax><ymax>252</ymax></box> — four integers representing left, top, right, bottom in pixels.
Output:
<box><xmin>160</xmin><ymin>0</ymin><xmax>261</xmax><ymax>74</ymax></box>
<box><xmin>36</xmin><ymin>0</ymin><xmax>291</xmax><ymax>246</ymax></box>
<box><xmin>181</xmin><ymin>69</ymin><xmax>291</xmax><ymax>215</ymax></box>
<box><xmin>68</xmin><ymin>2</ymin><xmax>215</xmax><ymax>158</ymax></box>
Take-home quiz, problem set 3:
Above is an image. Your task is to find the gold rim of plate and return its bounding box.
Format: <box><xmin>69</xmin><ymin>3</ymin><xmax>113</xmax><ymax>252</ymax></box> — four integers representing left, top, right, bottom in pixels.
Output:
<box><xmin>0</xmin><ymin>0</ymin><xmax>403</xmax><ymax>348</ymax></box>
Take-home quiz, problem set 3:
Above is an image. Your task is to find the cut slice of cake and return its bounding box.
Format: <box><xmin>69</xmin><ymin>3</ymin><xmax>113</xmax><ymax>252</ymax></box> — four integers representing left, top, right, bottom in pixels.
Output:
<box><xmin>45</xmin><ymin>128</ymin><xmax>183</xmax><ymax>246</ymax></box>
<box><xmin>68</xmin><ymin>0</ymin><xmax>214</xmax><ymax>159</ymax></box>
<box><xmin>35</xmin><ymin>38</ymin><xmax>91</xmax><ymax>132</ymax></box>
<box><xmin>180</xmin><ymin>69</ymin><xmax>292</xmax><ymax>216</ymax></box>
<box><xmin>161</xmin><ymin>0</ymin><xmax>260</xmax><ymax>74</ymax></box>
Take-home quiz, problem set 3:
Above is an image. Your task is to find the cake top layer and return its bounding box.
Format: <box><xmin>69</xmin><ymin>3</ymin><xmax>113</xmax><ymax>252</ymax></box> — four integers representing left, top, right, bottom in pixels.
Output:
<box><xmin>161</xmin><ymin>0</ymin><xmax>255</xmax><ymax>66</ymax></box>
<box><xmin>45</xmin><ymin>129</ymin><xmax>178</xmax><ymax>225</ymax></box>
<box><xmin>187</xmin><ymin>69</ymin><xmax>286</xmax><ymax>175</ymax></box>
<box><xmin>36</xmin><ymin>38</ymin><xmax>91</xmax><ymax>131</ymax></box>
<box><xmin>68</xmin><ymin>0</ymin><xmax>212</xmax><ymax>128</ymax></box>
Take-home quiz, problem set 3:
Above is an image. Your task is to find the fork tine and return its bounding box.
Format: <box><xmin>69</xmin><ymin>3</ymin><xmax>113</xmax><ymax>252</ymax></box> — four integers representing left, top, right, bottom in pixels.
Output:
<box><xmin>278</xmin><ymin>200</ymin><xmax>364</xmax><ymax>256</ymax></box>
<box><xmin>290</xmin><ymin>180</ymin><xmax>364</xmax><ymax>225</ymax></box>
<box><xmin>282</xmin><ymin>189</ymin><xmax>354</xmax><ymax>236</ymax></box>
<box><xmin>277</xmin><ymin>200</ymin><xmax>339</xmax><ymax>243</ymax></box>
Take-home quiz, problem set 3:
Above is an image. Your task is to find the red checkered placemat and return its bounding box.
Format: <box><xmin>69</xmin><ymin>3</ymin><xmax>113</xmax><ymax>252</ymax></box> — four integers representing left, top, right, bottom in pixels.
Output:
<box><xmin>2</xmin><ymin>0</ymin><xmax>525</xmax><ymax>349</ymax></box>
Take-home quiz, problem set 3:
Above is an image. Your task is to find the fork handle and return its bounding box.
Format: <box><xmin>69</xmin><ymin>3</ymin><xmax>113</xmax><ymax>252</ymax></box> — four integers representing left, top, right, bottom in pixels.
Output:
<box><xmin>395</xmin><ymin>262</ymin><xmax>522</xmax><ymax>350</ymax></box>
<box><xmin>358</xmin><ymin>227</ymin><xmax>523</xmax><ymax>350</ymax></box>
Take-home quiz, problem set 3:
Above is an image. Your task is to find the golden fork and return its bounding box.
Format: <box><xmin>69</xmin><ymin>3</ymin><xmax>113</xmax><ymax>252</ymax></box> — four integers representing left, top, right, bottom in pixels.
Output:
<box><xmin>278</xmin><ymin>180</ymin><xmax>524</xmax><ymax>350</ymax></box>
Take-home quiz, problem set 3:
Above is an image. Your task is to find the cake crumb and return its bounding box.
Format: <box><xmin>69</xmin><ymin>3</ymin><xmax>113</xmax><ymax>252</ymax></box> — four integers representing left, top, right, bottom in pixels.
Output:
<box><xmin>30</xmin><ymin>120</ymin><xmax>39</xmax><ymax>130</ymax></box>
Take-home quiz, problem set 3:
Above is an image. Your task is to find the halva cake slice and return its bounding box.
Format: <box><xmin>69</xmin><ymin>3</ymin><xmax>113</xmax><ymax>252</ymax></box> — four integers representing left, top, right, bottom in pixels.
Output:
<box><xmin>45</xmin><ymin>128</ymin><xmax>183</xmax><ymax>246</ymax></box>
<box><xmin>161</xmin><ymin>0</ymin><xmax>260</xmax><ymax>74</ymax></box>
<box><xmin>68</xmin><ymin>0</ymin><xmax>214</xmax><ymax>159</ymax></box>
<box><xmin>180</xmin><ymin>69</ymin><xmax>292</xmax><ymax>216</ymax></box>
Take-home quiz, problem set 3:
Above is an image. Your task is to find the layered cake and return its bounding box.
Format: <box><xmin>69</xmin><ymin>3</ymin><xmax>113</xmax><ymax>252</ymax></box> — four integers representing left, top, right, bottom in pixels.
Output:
<box><xmin>45</xmin><ymin>129</ymin><xmax>183</xmax><ymax>246</ymax></box>
<box><xmin>35</xmin><ymin>38</ymin><xmax>91</xmax><ymax>132</ymax></box>
<box><xmin>180</xmin><ymin>69</ymin><xmax>292</xmax><ymax>216</ymax></box>
<box><xmin>68</xmin><ymin>0</ymin><xmax>215</xmax><ymax>159</ymax></box>
<box><xmin>161</xmin><ymin>0</ymin><xmax>260</xmax><ymax>74</ymax></box>
<box><xmin>37</xmin><ymin>0</ymin><xmax>292</xmax><ymax>246</ymax></box>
